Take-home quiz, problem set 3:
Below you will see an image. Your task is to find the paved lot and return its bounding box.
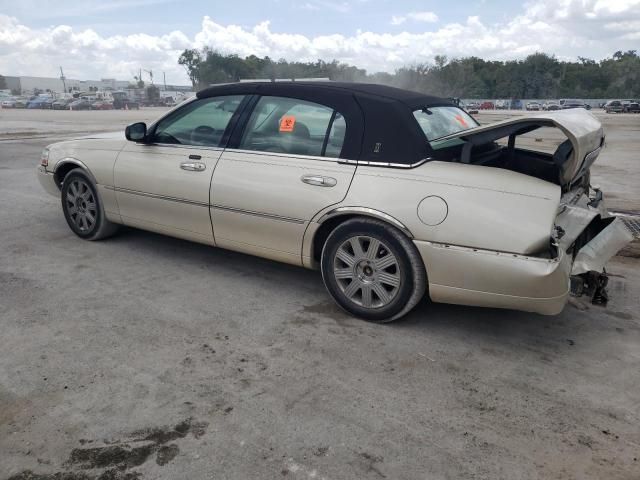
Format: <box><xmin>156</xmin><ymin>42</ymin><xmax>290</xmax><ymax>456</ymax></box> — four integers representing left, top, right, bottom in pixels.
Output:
<box><xmin>1</xmin><ymin>109</ymin><xmax>639</xmax><ymax>480</ymax></box>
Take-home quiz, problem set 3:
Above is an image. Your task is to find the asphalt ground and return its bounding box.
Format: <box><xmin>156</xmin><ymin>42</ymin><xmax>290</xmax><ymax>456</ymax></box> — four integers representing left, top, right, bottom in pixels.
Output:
<box><xmin>1</xmin><ymin>108</ymin><xmax>639</xmax><ymax>480</ymax></box>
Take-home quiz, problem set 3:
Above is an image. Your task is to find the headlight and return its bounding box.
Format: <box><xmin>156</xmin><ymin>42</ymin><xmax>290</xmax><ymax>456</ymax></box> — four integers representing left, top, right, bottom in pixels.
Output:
<box><xmin>40</xmin><ymin>148</ymin><xmax>50</xmax><ymax>167</ymax></box>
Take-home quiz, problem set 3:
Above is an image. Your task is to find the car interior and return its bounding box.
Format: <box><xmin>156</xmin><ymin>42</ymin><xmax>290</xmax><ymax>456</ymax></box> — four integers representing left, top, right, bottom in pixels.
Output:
<box><xmin>240</xmin><ymin>102</ymin><xmax>330</xmax><ymax>156</ymax></box>
<box><xmin>431</xmin><ymin>123</ymin><xmax>580</xmax><ymax>187</ymax></box>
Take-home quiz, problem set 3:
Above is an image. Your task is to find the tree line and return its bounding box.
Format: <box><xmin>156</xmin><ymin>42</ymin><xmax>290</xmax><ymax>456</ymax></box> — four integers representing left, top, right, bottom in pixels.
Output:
<box><xmin>178</xmin><ymin>49</ymin><xmax>640</xmax><ymax>99</ymax></box>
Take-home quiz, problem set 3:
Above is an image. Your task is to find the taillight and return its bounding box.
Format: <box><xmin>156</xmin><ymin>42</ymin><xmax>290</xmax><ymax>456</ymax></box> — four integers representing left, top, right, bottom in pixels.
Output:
<box><xmin>40</xmin><ymin>148</ymin><xmax>49</xmax><ymax>167</ymax></box>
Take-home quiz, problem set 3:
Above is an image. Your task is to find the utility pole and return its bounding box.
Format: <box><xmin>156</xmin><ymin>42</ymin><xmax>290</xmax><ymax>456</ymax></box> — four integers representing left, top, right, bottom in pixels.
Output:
<box><xmin>144</xmin><ymin>70</ymin><xmax>154</xmax><ymax>85</ymax></box>
<box><xmin>60</xmin><ymin>67</ymin><xmax>67</xmax><ymax>93</ymax></box>
<box><xmin>163</xmin><ymin>72</ymin><xmax>167</xmax><ymax>91</ymax></box>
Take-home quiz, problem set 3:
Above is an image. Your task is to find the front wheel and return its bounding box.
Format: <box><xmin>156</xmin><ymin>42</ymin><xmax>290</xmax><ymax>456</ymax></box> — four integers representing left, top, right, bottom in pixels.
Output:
<box><xmin>61</xmin><ymin>169</ymin><xmax>119</xmax><ymax>240</ymax></box>
<box><xmin>321</xmin><ymin>218</ymin><xmax>426</xmax><ymax>323</ymax></box>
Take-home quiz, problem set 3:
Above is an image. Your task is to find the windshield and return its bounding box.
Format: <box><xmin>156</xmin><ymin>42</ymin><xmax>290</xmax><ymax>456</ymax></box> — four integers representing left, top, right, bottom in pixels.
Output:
<box><xmin>413</xmin><ymin>106</ymin><xmax>478</xmax><ymax>141</ymax></box>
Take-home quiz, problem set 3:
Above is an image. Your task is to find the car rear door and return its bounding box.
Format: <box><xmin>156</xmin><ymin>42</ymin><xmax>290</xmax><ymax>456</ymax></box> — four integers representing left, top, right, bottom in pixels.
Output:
<box><xmin>210</xmin><ymin>95</ymin><xmax>355</xmax><ymax>265</ymax></box>
<box><xmin>113</xmin><ymin>95</ymin><xmax>246</xmax><ymax>245</ymax></box>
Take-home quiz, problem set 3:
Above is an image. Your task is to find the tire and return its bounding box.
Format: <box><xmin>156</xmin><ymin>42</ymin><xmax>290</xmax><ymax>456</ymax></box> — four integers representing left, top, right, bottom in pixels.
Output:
<box><xmin>321</xmin><ymin>218</ymin><xmax>426</xmax><ymax>323</ymax></box>
<box><xmin>61</xmin><ymin>168</ymin><xmax>119</xmax><ymax>241</ymax></box>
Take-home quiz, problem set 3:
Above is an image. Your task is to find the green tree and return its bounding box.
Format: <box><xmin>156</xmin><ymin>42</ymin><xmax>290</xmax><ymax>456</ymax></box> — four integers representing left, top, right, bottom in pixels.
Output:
<box><xmin>177</xmin><ymin>48</ymin><xmax>640</xmax><ymax>99</ymax></box>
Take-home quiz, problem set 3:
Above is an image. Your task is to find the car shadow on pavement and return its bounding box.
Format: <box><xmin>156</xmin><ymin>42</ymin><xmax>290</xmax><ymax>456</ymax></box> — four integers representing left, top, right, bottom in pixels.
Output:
<box><xmin>107</xmin><ymin>226</ymin><xmax>624</xmax><ymax>356</ymax></box>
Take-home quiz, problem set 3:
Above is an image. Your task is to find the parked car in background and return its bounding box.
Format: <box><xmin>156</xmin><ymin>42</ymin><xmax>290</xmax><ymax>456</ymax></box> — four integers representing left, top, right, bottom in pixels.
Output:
<box><xmin>495</xmin><ymin>99</ymin><xmax>509</xmax><ymax>110</ymax></box>
<box><xmin>560</xmin><ymin>99</ymin><xmax>589</xmax><ymax>110</ymax></box>
<box><xmin>13</xmin><ymin>97</ymin><xmax>29</xmax><ymax>108</ymax></box>
<box><xmin>36</xmin><ymin>82</ymin><xmax>632</xmax><ymax>322</ymax></box>
<box><xmin>1</xmin><ymin>97</ymin><xmax>17</xmax><ymax>108</ymax></box>
<box><xmin>52</xmin><ymin>98</ymin><xmax>73</xmax><ymax>110</ymax></box>
<box><xmin>112</xmin><ymin>92</ymin><xmax>140</xmax><ymax>110</ymax></box>
<box><xmin>91</xmin><ymin>100</ymin><xmax>114</xmax><ymax>110</ymax></box>
<box><xmin>604</xmin><ymin>100</ymin><xmax>624</xmax><ymax>113</ymax></box>
<box><xmin>479</xmin><ymin>101</ymin><xmax>494</xmax><ymax>110</ymax></box>
<box><xmin>622</xmin><ymin>100</ymin><xmax>640</xmax><ymax>113</ymax></box>
<box><xmin>543</xmin><ymin>101</ymin><xmax>561</xmax><ymax>111</ymax></box>
<box><xmin>463</xmin><ymin>102</ymin><xmax>479</xmax><ymax>114</ymax></box>
<box><xmin>69</xmin><ymin>99</ymin><xmax>93</xmax><ymax>110</ymax></box>
<box><xmin>510</xmin><ymin>99</ymin><xmax>523</xmax><ymax>110</ymax></box>
<box><xmin>526</xmin><ymin>102</ymin><xmax>541</xmax><ymax>111</ymax></box>
<box><xmin>161</xmin><ymin>96</ymin><xmax>177</xmax><ymax>107</ymax></box>
<box><xmin>27</xmin><ymin>96</ymin><xmax>54</xmax><ymax>109</ymax></box>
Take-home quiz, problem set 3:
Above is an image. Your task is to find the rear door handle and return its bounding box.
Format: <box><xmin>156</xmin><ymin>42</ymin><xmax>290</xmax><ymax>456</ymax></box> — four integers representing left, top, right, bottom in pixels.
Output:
<box><xmin>301</xmin><ymin>175</ymin><xmax>337</xmax><ymax>187</ymax></box>
<box><xmin>180</xmin><ymin>161</ymin><xmax>206</xmax><ymax>172</ymax></box>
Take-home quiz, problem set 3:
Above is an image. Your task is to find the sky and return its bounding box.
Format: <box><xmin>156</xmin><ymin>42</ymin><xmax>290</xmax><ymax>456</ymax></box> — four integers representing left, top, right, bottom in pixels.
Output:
<box><xmin>0</xmin><ymin>0</ymin><xmax>639</xmax><ymax>84</ymax></box>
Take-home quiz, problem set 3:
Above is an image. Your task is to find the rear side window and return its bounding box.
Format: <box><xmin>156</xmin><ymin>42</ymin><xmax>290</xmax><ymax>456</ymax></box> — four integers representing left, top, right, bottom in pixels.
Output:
<box><xmin>239</xmin><ymin>96</ymin><xmax>346</xmax><ymax>157</ymax></box>
<box><xmin>413</xmin><ymin>106</ymin><xmax>478</xmax><ymax>141</ymax></box>
<box><xmin>153</xmin><ymin>95</ymin><xmax>244</xmax><ymax>146</ymax></box>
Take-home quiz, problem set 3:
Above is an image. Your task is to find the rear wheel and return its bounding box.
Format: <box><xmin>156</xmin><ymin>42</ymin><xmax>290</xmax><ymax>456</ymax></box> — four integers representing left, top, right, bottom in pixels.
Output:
<box><xmin>61</xmin><ymin>169</ymin><xmax>119</xmax><ymax>241</ymax></box>
<box><xmin>321</xmin><ymin>218</ymin><xmax>426</xmax><ymax>323</ymax></box>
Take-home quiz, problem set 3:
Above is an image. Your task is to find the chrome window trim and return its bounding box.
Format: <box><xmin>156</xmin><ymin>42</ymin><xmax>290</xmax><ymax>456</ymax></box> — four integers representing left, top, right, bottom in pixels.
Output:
<box><xmin>134</xmin><ymin>142</ymin><xmax>225</xmax><ymax>152</ymax></box>
<box><xmin>105</xmin><ymin>185</ymin><xmax>209</xmax><ymax>208</ymax></box>
<box><xmin>338</xmin><ymin>158</ymin><xmax>433</xmax><ymax>169</ymax></box>
<box><xmin>221</xmin><ymin>147</ymin><xmax>343</xmax><ymax>164</ymax></box>
<box><xmin>318</xmin><ymin>207</ymin><xmax>414</xmax><ymax>238</ymax></box>
<box><xmin>212</xmin><ymin>204</ymin><xmax>306</xmax><ymax>224</ymax></box>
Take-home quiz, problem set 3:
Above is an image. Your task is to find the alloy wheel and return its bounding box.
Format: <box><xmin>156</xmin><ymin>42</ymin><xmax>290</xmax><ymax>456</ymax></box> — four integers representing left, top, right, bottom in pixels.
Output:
<box><xmin>332</xmin><ymin>235</ymin><xmax>401</xmax><ymax>308</ymax></box>
<box><xmin>65</xmin><ymin>179</ymin><xmax>97</xmax><ymax>233</ymax></box>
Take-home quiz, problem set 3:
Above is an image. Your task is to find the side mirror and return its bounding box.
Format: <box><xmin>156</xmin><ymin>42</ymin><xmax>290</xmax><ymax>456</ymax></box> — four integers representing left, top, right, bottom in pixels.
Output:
<box><xmin>125</xmin><ymin>122</ymin><xmax>147</xmax><ymax>142</ymax></box>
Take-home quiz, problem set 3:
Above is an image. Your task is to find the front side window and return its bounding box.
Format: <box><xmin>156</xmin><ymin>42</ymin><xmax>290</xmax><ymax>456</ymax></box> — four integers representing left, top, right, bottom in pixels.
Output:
<box><xmin>153</xmin><ymin>95</ymin><xmax>244</xmax><ymax>146</ymax></box>
<box><xmin>413</xmin><ymin>106</ymin><xmax>478</xmax><ymax>141</ymax></box>
<box><xmin>239</xmin><ymin>96</ymin><xmax>345</xmax><ymax>157</ymax></box>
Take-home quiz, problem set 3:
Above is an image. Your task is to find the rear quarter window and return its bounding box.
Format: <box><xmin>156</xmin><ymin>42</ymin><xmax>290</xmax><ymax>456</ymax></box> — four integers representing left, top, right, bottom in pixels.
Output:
<box><xmin>413</xmin><ymin>106</ymin><xmax>478</xmax><ymax>141</ymax></box>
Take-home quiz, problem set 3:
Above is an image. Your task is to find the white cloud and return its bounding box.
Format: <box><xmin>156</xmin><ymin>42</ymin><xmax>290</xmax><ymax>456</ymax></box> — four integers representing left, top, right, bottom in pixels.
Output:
<box><xmin>1</xmin><ymin>0</ymin><xmax>639</xmax><ymax>84</ymax></box>
<box><xmin>392</xmin><ymin>11</ymin><xmax>439</xmax><ymax>25</ymax></box>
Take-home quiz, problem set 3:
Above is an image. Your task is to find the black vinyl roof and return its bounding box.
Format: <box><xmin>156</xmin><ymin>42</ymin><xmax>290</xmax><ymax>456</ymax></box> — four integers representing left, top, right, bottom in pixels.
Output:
<box><xmin>197</xmin><ymin>81</ymin><xmax>457</xmax><ymax>165</ymax></box>
<box><xmin>197</xmin><ymin>81</ymin><xmax>449</xmax><ymax>109</ymax></box>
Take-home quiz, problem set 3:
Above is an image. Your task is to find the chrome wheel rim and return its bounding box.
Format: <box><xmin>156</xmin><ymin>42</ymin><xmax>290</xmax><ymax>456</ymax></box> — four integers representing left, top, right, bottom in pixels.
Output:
<box><xmin>66</xmin><ymin>180</ymin><xmax>97</xmax><ymax>232</ymax></box>
<box><xmin>333</xmin><ymin>235</ymin><xmax>401</xmax><ymax>308</ymax></box>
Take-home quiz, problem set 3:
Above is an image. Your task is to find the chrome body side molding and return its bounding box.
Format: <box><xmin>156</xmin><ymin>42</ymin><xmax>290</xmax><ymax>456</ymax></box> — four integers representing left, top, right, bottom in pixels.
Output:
<box><xmin>104</xmin><ymin>185</ymin><xmax>210</xmax><ymax>208</ymax></box>
<box><xmin>212</xmin><ymin>204</ymin><xmax>306</xmax><ymax>224</ymax></box>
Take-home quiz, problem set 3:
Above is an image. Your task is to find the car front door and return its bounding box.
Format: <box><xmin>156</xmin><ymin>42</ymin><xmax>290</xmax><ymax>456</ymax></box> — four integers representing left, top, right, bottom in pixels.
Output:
<box><xmin>211</xmin><ymin>95</ymin><xmax>355</xmax><ymax>265</ymax></box>
<box><xmin>113</xmin><ymin>95</ymin><xmax>245</xmax><ymax>245</ymax></box>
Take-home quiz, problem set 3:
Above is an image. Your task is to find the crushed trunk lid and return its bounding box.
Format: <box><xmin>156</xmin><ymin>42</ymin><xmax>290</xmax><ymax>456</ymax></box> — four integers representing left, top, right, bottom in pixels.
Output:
<box><xmin>430</xmin><ymin>109</ymin><xmax>605</xmax><ymax>187</ymax></box>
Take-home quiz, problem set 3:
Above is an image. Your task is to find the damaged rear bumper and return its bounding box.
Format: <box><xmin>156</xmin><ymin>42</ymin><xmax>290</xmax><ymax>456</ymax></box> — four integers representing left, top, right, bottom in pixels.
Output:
<box><xmin>415</xmin><ymin>188</ymin><xmax>634</xmax><ymax>315</ymax></box>
<box><xmin>415</xmin><ymin>240</ymin><xmax>573</xmax><ymax>315</ymax></box>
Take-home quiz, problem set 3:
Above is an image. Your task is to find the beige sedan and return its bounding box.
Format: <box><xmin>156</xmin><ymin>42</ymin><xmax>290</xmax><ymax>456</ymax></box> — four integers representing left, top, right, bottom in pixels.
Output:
<box><xmin>37</xmin><ymin>82</ymin><xmax>633</xmax><ymax>322</ymax></box>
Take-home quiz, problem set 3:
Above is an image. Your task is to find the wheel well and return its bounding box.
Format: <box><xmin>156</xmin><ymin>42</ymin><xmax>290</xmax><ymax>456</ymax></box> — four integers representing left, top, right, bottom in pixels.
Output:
<box><xmin>53</xmin><ymin>163</ymin><xmax>80</xmax><ymax>189</ymax></box>
<box><xmin>312</xmin><ymin>213</ymin><xmax>413</xmax><ymax>263</ymax></box>
<box><xmin>312</xmin><ymin>214</ymin><xmax>358</xmax><ymax>263</ymax></box>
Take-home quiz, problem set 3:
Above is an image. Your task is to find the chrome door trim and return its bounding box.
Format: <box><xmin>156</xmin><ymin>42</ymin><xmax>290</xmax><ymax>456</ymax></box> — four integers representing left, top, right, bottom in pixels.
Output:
<box><xmin>212</xmin><ymin>203</ymin><xmax>306</xmax><ymax>224</ymax></box>
<box><xmin>105</xmin><ymin>185</ymin><xmax>209</xmax><ymax>207</ymax></box>
<box><xmin>318</xmin><ymin>207</ymin><xmax>414</xmax><ymax>238</ymax></box>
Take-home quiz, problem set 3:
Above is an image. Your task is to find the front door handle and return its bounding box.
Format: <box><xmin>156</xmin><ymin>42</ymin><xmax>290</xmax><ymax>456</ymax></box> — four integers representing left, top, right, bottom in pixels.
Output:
<box><xmin>301</xmin><ymin>174</ymin><xmax>337</xmax><ymax>187</ymax></box>
<box><xmin>180</xmin><ymin>161</ymin><xmax>206</xmax><ymax>172</ymax></box>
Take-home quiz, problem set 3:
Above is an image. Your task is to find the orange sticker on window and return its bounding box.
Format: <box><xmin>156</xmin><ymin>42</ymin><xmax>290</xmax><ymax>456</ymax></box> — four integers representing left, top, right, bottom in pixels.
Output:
<box><xmin>454</xmin><ymin>114</ymin><xmax>469</xmax><ymax>128</ymax></box>
<box><xmin>279</xmin><ymin>115</ymin><xmax>296</xmax><ymax>132</ymax></box>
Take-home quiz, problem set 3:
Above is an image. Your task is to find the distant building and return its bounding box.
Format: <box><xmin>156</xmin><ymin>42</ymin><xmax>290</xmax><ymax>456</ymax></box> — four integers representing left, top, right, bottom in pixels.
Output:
<box><xmin>3</xmin><ymin>75</ymin><xmax>192</xmax><ymax>95</ymax></box>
